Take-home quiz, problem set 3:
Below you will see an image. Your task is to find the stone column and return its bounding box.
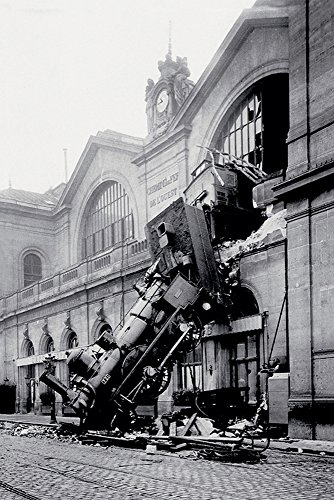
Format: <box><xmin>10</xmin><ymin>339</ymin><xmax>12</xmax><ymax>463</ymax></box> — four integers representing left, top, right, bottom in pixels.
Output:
<box><xmin>286</xmin><ymin>200</ymin><xmax>314</xmax><ymax>438</ymax></box>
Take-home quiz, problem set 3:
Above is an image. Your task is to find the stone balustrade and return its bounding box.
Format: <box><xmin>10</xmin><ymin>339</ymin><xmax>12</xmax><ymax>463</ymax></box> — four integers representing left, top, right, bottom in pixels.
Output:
<box><xmin>0</xmin><ymin>239</ymin><xmax>149</xmax><ymax>317</ymax></box>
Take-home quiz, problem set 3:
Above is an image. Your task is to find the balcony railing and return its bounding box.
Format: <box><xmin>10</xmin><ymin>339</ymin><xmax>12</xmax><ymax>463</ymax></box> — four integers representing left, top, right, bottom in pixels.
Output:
<box><xmin>0</xmin><ymin>239</ymin><xmax>149</xmax><ymax>317</ymax></box>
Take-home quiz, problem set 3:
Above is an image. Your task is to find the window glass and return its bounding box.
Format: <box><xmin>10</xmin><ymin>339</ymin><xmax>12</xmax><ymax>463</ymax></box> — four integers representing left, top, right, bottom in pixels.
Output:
<box><xmin>26</xmin><ymin>340</ymin><xmax>34</xmax><ymax>357</ymax></box>
<box><xmin>219</xmin><ymin>89</ymin><xmax>263</xmax><ymax>168</ymax></box>
<box><xmin>229</xmin><ymin>132</ymin><xmax>236</xmax><ymax>156</ymax></box>
<box><xmin>46</xmin><ymin>337</ymin><xmax>54</xmax><ymax>353</ymax></box>
<box><xmin>178</xmin><ymin>345</ymin><xmax>202</xmax><ymax>390</ymax></box>
<box><xmin>236</xmin><ymin>130</ymin><xmax>242</xmax><ymax>157</ymax></box>
<box><xmin>23</xmin><ymin>254</ymin><xmax>42</xmax><ymax>287</ymax></box>
<box><xmin>235</xmin><ymin>111</ymin><xmax>241</xmax><ymax>130</ymax></box>
<box><xmin>67</xmin><ymin>331</ymin><xmax>78</xmax><ymax>349</ymax></box>
<box><xmin>229</xmin><ymin>336</ymin><xmax>259</xmax><ymax>404</ymax></box>
<box><xmin>215</xmin><ymin>74</ymin><xmax>289</xmax><ymax>174</ymax></box>
<box><xmin>83</xmin><ymin>182</ymin><xmax>134</xmax><ymax>258</ymax></box>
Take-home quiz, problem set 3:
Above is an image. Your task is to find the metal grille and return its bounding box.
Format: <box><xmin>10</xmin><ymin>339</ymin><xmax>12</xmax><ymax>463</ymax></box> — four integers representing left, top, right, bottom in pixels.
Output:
<box><xmin>83</xmin><ymin>182</ymin><xmax>134</xmax><ymax>258</ymax></box>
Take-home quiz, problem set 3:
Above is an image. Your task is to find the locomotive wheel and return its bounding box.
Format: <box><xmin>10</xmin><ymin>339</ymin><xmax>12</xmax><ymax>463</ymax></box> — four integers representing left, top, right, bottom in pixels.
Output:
<box><xmin>121</xmin><ymin>345</ymin><xmax>172</xmax><ymax>400</ymax></box>
<box><xmin>141</xmin><ymin>364</ymin><xmax>172</xmax><ymax>396</ymax></box>
<box><xmin>127</xmin><ymin>364</ymin><xmax>172</xmax><ymax>401</ymax></box>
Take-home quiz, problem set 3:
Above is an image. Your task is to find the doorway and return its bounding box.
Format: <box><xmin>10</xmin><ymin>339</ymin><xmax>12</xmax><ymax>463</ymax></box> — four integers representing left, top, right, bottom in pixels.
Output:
<box><xmin>229</xmin><ymin>332</ymin><xmax>260</xmax><ymax>405</ymax></box>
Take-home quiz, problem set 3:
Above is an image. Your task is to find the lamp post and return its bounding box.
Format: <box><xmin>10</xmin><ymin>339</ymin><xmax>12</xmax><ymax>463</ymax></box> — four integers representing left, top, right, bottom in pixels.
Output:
<box><xmin>24</xmin><ymin>376</ymin><xmax>32</xmax><ymax>413</ymax></box>
<box><xmin>42</xmin><ymin>353</ymin><xmax>57</xmax><ymax>424</ymax></box>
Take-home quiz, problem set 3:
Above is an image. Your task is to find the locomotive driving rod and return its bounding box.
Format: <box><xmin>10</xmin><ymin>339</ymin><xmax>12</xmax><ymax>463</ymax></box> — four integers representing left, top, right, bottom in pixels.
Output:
<box><xmin>110</xmin><ymin>308</ymin><xmax>181</xmax><ymax>403</ymax></box>
<box><xmin>126</xmin><ymin>324</ymin><xmax>192</xmax><ymax>401</ymax></box>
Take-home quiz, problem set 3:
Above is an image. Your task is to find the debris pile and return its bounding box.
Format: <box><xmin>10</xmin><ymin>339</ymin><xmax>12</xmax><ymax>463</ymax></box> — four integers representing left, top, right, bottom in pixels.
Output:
<box><xmin>0</xmin><ymin>411</ymin><xmax>269</xmax><ymax>463</ymax></box>
<box><xmin>146</xmin><ymin>412</ymin><xmax>269</xmax><ymax>463</ymax></box>
<box><xmin>76</xmin><ymin>411</ymin><xmax>269</xmax><ymax>463</ymax></box>
<box><xmin>0</xmin><ymin>421</ymin><xmax>79</xmax><ymax>443</ymax></box>
<box><xmin>218</xmin><ymin>209</ymin><xmax>287</xmax><ymax>264</ymax></box>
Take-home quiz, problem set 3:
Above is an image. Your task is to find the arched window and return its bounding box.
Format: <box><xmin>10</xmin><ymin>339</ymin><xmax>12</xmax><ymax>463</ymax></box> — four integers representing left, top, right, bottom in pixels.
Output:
<box><xmin>27</xmin><ymin>340</ymin><xmax>35</xmax><ymax>357</ymax></box>
<box><xmin>40</xmin><ymin>335</ymin><xmax>54</xmax><ymax>354</ymax></box>
<box><xmin>232</xmin><ymin>287</ymin><xmax>260</xmax><ymax>318</ymax></box>
<box><xmin>22</xmin><ymin>339</ymin><xmax>35</xmax><ymax>358</ymax></box>
<box><xmin>83</xmin><ymin>182</ymin><xmax>134</xmax><ymax>258</ymax></box>
<box><xmin>45</xmin><ymin>336</ymin><xmax>54</xmax><ymax>353</ymax></box>
<box><xmin>23</xmin><ymin>253</ymin><xmax>42</xmax><ymax>287</ymax></box>
<box><xmin>214</xmin><ymin>74</ymin><xmax>289</xmax><ymax>175</ymax></box>
<box><xmin>67</xmin><ymin>330</ymin><xmax>78</xmax><ymax>349</ymax></box>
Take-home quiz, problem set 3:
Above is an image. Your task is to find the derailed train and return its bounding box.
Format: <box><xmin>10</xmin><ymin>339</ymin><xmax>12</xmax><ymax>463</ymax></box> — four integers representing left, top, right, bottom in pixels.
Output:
<box><xmin>40</xmin><ymin>198</ymin><xmax>226</xmax><ymax>429</ymax></box>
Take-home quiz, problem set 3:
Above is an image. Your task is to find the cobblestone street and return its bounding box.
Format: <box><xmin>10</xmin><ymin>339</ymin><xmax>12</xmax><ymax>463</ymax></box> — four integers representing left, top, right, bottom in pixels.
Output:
<box><xmin>1</xmin><ymin>432</ymin><xmax>334</xmax><ymax>500</ymax></box>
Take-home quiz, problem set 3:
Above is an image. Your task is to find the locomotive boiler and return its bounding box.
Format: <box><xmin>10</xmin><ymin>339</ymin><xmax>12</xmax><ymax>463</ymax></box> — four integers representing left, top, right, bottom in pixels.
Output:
<box><xmin>40</xmin><ymin>198</ymin><xmax>222</xmax><ymax>430</ymax></box>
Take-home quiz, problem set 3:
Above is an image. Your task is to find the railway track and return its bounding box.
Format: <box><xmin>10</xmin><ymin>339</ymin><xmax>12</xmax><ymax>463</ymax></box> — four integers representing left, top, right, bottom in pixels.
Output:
<box><xmin>0</xmin><ymin>437</ymin><xmax>214</xmax><ymax>499</ymax></box>
<box><xmin>2</xmin><ymin>432</ymin><xmax>334</xmax><ymax>500</ymax></box>
<box><xmin>0</xmin><ymin>479</ymin><xmax>41</xmax><ymax>500</ymax></box>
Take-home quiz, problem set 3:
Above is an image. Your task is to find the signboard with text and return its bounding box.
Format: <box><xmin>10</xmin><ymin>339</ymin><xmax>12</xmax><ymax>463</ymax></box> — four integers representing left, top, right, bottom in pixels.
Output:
<box><xmin>147</xmin><ymin>171</ymin><xmax>179</xmax><ymax>218</ymax></box>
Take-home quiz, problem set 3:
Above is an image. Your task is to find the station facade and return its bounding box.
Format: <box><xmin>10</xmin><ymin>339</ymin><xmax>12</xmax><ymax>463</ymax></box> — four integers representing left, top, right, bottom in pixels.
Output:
<box><xmin>0</xmin><ymin>0</ymin><xmax>333</xmax><ymax>440</ymax></box>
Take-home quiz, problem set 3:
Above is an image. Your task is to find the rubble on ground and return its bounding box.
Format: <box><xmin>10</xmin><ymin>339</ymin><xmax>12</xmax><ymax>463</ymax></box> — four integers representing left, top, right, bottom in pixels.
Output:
<box><xmin>0</xmin><ymin>421</ymin><xmax>79</xmax><ymax>443</ymax></box>
<box><xmin>0</xmin><ymin>411</ymin><xmax>269</xmax><ymax>463</ymax></box>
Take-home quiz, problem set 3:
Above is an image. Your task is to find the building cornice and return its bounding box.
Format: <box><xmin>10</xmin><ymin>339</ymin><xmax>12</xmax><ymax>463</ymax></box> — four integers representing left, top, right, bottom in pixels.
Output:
<box><xmin>57</xmin><ymin>132</ymin><xmax>144</xmax><ymax>208</ymax></box>
<box><xmin>0</xmin><ymin>203</ymin><xmax>54</xmax><ymax>219</ymax></box>
<box><xmin>273</xmin><ymin>161</ymin><xmax>334</xmax><ymax>200</ymax></box>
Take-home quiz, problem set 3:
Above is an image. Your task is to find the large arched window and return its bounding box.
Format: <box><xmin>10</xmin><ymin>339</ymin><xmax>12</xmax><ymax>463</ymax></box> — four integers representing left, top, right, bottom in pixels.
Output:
<box><xmin>23</xmin><ymin>253</ymin><xmax>42</xmax><ymax>287</ymax></box>
<box><xmin>83</xmin><ymin>182</ymin><xmax>134</xmax><ymax>258</ymax></box>
<box><xmin>214</xmin><ymin>74</ymin><xmax>289</xmax><ymax>175</ymax></box>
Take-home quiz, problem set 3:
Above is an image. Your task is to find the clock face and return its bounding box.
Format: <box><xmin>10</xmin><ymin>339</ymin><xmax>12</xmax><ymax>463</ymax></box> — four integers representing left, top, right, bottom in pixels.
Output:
<box><xmin>156</xmin><ymin>90</ymin><xmax>169</xmax><ymax>113</ymax></box>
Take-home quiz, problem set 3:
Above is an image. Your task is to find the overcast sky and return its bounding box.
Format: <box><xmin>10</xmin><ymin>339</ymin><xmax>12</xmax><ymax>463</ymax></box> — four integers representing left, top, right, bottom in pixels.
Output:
<box><xmin>1</xmin><ymin>0</ymin><xmax>255</xmax><ymax>193</ymax></box>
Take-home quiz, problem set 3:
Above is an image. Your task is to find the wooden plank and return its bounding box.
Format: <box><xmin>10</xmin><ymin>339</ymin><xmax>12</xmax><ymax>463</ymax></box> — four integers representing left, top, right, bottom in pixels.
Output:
<box><xmin>195</xmin><ymin>418</ymin><xmax>213</xmax><ymax>437</ymax></box>
<box><xmin>169</xmin><ymin>421</ymin><xmax>177</xmax><ymax>436</ymax></box>
<box><xmin>169</xmin><ymin>436</ymin><xmax>239</xmax><ymax>449</ymax></box>
<box><xmin>178</xmin><ymin>412</ymin><xmax>198</xmax><ymax>436</ymax></box>
<box><xmin>169</xmin><ymin>435</ymin><xmax>243</xmax><ymax>444</ymax></box>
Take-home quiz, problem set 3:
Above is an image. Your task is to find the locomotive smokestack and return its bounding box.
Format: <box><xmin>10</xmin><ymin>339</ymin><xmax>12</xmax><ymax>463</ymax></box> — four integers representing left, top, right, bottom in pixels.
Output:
<box><xmin>40</xmin><ymin>371</ymin><xmax>75</xmax><ymax>402</ymax></box>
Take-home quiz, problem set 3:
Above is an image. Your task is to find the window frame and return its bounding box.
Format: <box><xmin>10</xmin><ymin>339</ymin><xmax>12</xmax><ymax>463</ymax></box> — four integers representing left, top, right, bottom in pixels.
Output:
<box><xmin>218</xmin><ymin>89</ymin><xmax>264</xmax><ymax>170</ymax></box>
<box><xmin>214</xmin><ymin>74</ymin><xmax>289</xmax><ymax>175</ymax></box>
<box><xmin>23</xmin><ymin>253</ymin><xmax>42</xmax><ymax>288</ymax></box>
<box><xmin>177</xmin><ymin>344</ymin><xmax>203</xmax><ymax>391</ymax></box>
<box><xmin>83</xmin><ymin>182</ymin><xmax>134</xmax><ymax>258</ymax></box>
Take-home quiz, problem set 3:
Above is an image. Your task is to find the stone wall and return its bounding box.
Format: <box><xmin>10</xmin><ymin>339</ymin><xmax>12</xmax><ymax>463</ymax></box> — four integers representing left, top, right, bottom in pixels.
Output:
<box><xmin>276</xmin><ymin>0</ymin><xmax>334</xmax><ymax>439</ymax></box>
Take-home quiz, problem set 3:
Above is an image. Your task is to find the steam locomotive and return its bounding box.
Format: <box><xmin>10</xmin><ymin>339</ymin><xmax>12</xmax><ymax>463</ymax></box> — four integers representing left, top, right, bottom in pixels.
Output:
<box><xmin>40</xmin><ymin>198</ymin><xmax>222</xmax><ymax>429</ymax></box>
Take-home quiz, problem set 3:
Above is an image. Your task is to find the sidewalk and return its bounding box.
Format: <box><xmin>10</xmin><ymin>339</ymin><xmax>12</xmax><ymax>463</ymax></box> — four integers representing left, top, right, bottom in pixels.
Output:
<box><xmin>1</xmin><ymin>412</ymin><xmax>334</xmax><ymax>456</ymax></box>
<box><xmin>269</xmin><ymin>438</ymin><xmax>334</xmax><ymax>456</ymax></box>
<box><xmin>0</xmin><ymin>412</ymin><xmax>80</xmax><ymax>427</ymax></box>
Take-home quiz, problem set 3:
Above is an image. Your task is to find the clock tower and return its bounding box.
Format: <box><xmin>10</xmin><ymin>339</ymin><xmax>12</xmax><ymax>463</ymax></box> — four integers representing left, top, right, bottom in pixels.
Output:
<box><xmin>145</xmin><ymin>49</ymin><xmax>194</xmax><ymax>140</ymax></box>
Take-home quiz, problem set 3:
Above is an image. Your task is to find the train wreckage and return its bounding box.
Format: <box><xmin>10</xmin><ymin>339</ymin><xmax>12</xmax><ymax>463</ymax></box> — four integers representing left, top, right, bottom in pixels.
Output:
<box><xmin>40</xmin><ymin>153</ymin><xmax>280</xmax><ymax>439</ymax></box>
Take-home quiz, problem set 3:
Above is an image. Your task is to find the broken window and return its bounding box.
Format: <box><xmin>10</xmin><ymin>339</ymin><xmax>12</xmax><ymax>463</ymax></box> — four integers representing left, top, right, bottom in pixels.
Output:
<box><xmin>214</xmin><ymin>74</ymin><xmax>289</xmax><ymax>175</ymax></box>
